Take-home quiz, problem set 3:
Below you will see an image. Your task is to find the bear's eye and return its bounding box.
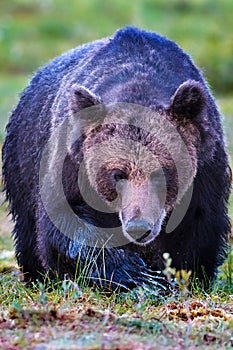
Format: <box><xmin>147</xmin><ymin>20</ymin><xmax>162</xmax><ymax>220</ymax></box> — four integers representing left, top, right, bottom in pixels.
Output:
<box><xmin>112</xmin><ymin>169</ymin><xmax>127</xmax><ymax>182</ymax></box>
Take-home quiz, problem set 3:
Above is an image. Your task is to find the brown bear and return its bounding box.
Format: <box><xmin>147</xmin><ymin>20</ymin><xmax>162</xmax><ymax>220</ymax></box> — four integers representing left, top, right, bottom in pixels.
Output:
<box><xmin>2</xmin><ymin>26</ymin><xmax>231</xmax><ymax>292</ymax></box>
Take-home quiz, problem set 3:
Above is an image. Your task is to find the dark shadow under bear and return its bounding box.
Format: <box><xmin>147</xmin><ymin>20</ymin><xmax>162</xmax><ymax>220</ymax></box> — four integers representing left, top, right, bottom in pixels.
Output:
<box><xmin>2</xmin><ymin>27</ymin><xmax>231</xmax><ymax>292</ymax></box>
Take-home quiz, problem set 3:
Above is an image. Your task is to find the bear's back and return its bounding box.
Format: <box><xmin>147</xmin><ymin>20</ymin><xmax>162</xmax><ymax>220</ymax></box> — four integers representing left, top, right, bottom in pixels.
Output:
<box><xmin>54</xmin><ymin>26</ymin><xmax>203</xmax><ymax>106</ymax></box>
<box><xmin>12</xmin><ymin>26</ymin><xmax>204</xmax><ymax>132</ymax></box>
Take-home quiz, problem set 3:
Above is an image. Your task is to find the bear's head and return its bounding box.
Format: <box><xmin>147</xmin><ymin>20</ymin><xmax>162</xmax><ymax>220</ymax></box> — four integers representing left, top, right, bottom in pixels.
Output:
<box><xmin>68</xmin><ymin>81</ymin><xmax>207</xmax><ymax>245</ymax></box>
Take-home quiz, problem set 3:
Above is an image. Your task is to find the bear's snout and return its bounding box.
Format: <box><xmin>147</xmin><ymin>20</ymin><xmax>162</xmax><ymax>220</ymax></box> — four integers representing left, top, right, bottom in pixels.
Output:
<box><xmin>125</xmin><ymin>219</ymin><xmax>152</xmax><ymax>242</ymax></box>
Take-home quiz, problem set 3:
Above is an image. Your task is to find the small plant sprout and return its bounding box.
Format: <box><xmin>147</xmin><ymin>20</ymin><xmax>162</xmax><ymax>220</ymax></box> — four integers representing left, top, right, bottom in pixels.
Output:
<box><xmin>175</xmin><ymin>270</ymin><xmax>192</xmax><ymax>292</ymax></box>
<box><xmin>163</xmin><ymin>252</ymin><xmax>176</xmax><ymax>285</ymax></box>
<box><xmin>163</xmin><ymin>252</ymin><xmax>191</xmax><ymax>294</ymax></box>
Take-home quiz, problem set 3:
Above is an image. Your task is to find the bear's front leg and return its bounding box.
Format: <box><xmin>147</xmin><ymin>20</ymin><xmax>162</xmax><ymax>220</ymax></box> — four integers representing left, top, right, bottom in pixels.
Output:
<box><xmin>36</xmin><ymin>208</ymin><xmax>171</xmax><ymax>293</ymax></box>
<box><xmin>84</xmin><ymin>246</ymin><xmax>173</xmax><ymax>293</ymax></box>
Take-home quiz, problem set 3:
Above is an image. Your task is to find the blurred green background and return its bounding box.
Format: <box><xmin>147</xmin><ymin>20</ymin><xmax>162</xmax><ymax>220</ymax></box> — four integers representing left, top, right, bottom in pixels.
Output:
<box><xmin>1</xmin><ymin>0</ymin><xmax>233</xmax><ymax>141</ymax></box>
<box><xmin>0</xmin><ymin>0</ymin><xmax>232</xmax><ymax>218</ymax></box>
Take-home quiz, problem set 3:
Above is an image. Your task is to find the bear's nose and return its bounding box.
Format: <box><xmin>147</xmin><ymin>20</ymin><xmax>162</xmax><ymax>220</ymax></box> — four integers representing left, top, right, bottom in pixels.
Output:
<box><xmin>125</xmin><ymin>219</ymin><xmax>152</xmax><ymax>242</ymax></box>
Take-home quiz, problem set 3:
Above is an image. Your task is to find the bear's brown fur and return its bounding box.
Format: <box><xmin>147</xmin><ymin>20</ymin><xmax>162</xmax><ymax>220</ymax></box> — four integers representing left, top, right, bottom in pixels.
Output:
<box><xmin>2</xmin><ymin>27</ymin><xmax>231</xmax><ymax>292</ymax></box>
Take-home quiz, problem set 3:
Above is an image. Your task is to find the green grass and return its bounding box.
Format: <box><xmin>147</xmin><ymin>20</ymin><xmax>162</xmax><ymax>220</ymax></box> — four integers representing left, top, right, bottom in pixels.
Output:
<box><xmin>0</xmin><ymin>253</ymin><xmax>233</xmax><ymax>349</ymax></box>
<box><xmin>0</xmin><ymin>0</ymin><xmax>233</xmax><ymax>348</ymax></box>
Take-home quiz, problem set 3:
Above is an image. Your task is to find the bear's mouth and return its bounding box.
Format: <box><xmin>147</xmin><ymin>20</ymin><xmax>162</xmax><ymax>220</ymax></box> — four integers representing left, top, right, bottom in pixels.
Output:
<box><xmin>136</xmin><ymin>230</ymin><xmax>152</xmax><ymax>242</ymax></box>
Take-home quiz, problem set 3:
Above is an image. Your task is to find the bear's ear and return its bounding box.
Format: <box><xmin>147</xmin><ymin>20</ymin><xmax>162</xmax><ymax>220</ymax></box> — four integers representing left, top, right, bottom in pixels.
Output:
<box><xmin>67</xmin><ymin>85</ymin><xmax>105</xmax><ymax>151</ymax></box>
<box><xmin>168</xmin><ymin>80</ymin><xmax>207</xmax><ymax>120</ymax></box>
<box><xmin>71</xmin><ymin>84</ymin><xmax>102</xmax><ymax>114</ymax></box>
